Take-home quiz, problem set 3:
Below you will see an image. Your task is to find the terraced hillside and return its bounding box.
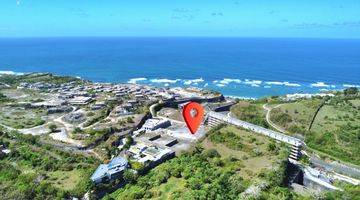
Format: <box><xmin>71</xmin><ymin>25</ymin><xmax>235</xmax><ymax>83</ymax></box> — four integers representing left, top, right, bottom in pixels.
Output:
<box><xmin>109</xmin><ymin>125</ymin><xmax>292</xmax><ymax>200</ymax></box>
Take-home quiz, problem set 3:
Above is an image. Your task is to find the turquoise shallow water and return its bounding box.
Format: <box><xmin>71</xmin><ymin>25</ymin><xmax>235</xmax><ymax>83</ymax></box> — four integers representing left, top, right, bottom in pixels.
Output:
<box><xmin>0</xmin><ymin>37</ymin><xmax>359</xmax><ymax>98</ymax></box>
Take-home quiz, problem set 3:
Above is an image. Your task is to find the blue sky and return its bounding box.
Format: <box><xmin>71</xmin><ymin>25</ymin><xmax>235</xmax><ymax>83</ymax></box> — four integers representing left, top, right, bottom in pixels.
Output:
<box><xmin>1</xmin><ymin>0</ymin><xmax>360</xmax><ymax>38</ymax></box>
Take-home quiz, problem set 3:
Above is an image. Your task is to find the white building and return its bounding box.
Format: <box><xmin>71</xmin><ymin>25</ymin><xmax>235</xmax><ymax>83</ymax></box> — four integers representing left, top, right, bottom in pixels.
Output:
<box><xmin>68</xmin><ymin>96</ymin><xmax>92</xmax><ymax>105</ymax></box>
<box><xmin>141</xmin><ymin>118</ymin><xmax>171</xmax><ymax>132</ymax></box>
<box><xmin>115</xmin><ymin>106</ymin><xmax>133</xmax><ymax>116</ymax></box>
<box><xmin>137</xmin><ymin>146</ymin><xmax>173</xmax><ymax>165</ymax></box>
<box><xmin>91</xmin><ymin>101</ymin><xmax>106</xmax><ymax>110</ymax></box>
<box><xmin>127</xmin><ymin>142</ymin><xmax>174</xmax><ymax>167</ymax></box>
<box><xmin>90</xmin><ymin>157</ymin><xmax>128</xmax><ymax>184</ymax></box>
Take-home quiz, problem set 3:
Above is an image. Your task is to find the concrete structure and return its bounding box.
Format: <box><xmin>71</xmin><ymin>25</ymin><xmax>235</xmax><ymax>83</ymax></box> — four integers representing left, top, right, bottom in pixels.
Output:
<box><xmin>31</xmin><ymin>99</ymin><xmax>65</xmax><ymax>108</ymax></box>
<box><xmin>207</xmin><ymin>111</ymin><xmax>302</xmax><ymax>147</ymax></box>
<box><xmin>207</xmin><ymin>101</ymin><xmax>236</xmax><ymax>112</ymax></box>
<box><xmin>303</xmin><ymin>167</ymin><xmax>340</xmax><ymax>191</ymax></box>
<box><xmin>64</xmin><ymin>112</ymin><xmax>85</xmax><ymax>123</ymax></box>
<box><xmin>115</xmin><ymin>105</ymin><xmax>133</xmax><ymax>116</ymax></box>
<box><xmin>128</xmin><ymin>143</ymin><xmax>148</xmax><ymax>155</ymax></box>
<box><xmin>141</xmin><ymin>118</ymin><xmax>171</xmax><ymax>132</ymax></box>
<box><xmin>68</xmin><ymin>96</ymin><xmax>92</xmax><ymax>105</ymax></box>
<box><xmin>138</xmin><ymin>146</ymin><xmax>173</xmax><ymax>165</ymax></box>
<box><xmin>90</xmin><ymin>156</ymin><xmax>128</xmax><ymax>184</ymax></box>
<box><xmin>284</xmin><ymin>93</ymin><xmax>335</xmax><ymax>101</ymax></box>
<box><xmin>207</xmin><ymin>111</ymin><xmax>303</xmax><ymax>160</ymax></box>
<box><xmin>127</xmin><ymin>142</ymin><xmax>175</xmax><ymax>169</ymax></box>
<box><xmin>47</xmin><ymin>106</ymin><xmax>72</xmax><ymax>114</ymax></box>
<box><xmin>91</xmin><ymin>101</ymin><xmax>106</xmax><ymax>110</ymax></box>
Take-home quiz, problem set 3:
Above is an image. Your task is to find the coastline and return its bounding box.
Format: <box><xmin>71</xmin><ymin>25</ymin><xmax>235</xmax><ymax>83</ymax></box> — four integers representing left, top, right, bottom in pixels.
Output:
<box><xmin>1</xmin><ymin>70</ymin><xmax>358</xmax><ymax>99</ymax></box>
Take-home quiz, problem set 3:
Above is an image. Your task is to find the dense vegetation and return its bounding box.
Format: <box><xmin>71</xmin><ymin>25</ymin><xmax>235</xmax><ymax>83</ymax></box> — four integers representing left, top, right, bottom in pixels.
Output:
<box><xmin>108</xmin><ymin>125</ymin><xmax>295</xmax><ymax>200</ymax></box>
<box><xmin>108</xmin><ymin>147</ymin><xmax>292</xmax><ymax>200</ymax></box>
<box><xmin>324</xmin><ymin>183</ymin><xmax>360</xmax><ymax>200</ymax></box>
<box><xmin>0</xmin><ymin>92</ymin><xmax>10</xmax><ymax>102</ymax></box>
<box><xmin>306</xmin><ymin>122</ymin><xmax>360</xmax><ymax>165</ymax></box>
<box><xmin>0</xmin><ymin>128</ymin><xmax>99</xmax><ymax>199</ymax></box>
<box><xmin>83</xmin><ymin>107</ymin><xmax>113</xmax><ymax>127</ymax></box>
<box><xmin>0</xmin><ymin>73</ymin><xmax>82</xmax><ymax>86</ymax></box>
<box><xmin>208</xmin><ymin>127</ymin><xmax>244</xmax><ymax>150</ymax></box>
<box><xmin>72</xmin><ymin>127</ymin><xmax>116</xmax><ymax>146</ymax></box>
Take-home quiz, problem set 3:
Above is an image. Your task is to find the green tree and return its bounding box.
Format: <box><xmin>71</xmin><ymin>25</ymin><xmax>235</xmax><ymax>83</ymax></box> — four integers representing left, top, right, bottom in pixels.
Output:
<box><xmin>344</xmin><ymin>87</ymin><xmax>358</xmax><ymax>96</ymax></box>
<box><xmin>123</xmin><ymin>169</ymin><xmax>138</xmax><ymax>183</ymax></box>
<box><xmin>48</xmin><ymin>124</ymin><xmax>58</xmax><ymax>132</ymax></box>
<box><xmin>126</xmin><ymin>117</ymin><xmax>134</xmax><ymax>123</ymax></box>
<box><xmin>123</xmin><ymin>135</ymin><xmax>134</xmax><ymax>149</ymax></box>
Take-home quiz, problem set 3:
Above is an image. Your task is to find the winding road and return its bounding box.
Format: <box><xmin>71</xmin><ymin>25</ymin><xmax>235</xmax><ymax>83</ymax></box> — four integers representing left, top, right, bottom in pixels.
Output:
<box><xmin>263</xmin><ymin>103</ymin><xmax>287</xmax><ymax>133</ymax></box>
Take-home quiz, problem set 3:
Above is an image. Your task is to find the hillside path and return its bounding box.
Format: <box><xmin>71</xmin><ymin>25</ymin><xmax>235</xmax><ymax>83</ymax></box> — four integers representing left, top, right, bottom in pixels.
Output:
<box><xmin>263</xmin><ymin>103</ymin><xmax>287</xmax><ymax>133</ymax></box>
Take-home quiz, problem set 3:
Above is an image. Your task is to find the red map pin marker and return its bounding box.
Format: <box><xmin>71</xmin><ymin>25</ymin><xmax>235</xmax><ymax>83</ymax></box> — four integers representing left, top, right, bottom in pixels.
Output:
<box><xmin>182</xmin><ymin>102</ymin><xmax>204</xmax><ymax>134</ymax></box>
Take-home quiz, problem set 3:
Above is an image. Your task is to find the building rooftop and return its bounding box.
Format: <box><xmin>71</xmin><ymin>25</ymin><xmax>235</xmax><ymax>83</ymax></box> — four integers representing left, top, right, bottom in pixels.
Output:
<box><xmin>137</xmin><ymin>146</ymin><xmax>173</xmax><ymax>164</ymax></box>
<box><xmin>90</xmin><ymin>156</ymin><xmax>128</xmax><ymax>183</ymax></box>
<box><xmin>108</xmin><ymin>156</ymin><xmax>128</xmax><ymax>168</ymax></box>
<box><xmin>142</xmin><ymin>118</ymin><xmax>171</xmax><ymax>131</ymax></box>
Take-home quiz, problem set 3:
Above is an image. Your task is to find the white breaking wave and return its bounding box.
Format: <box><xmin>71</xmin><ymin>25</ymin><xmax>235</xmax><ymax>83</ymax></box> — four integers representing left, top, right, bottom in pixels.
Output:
<box><xmin>265</xmin><ymin>81</ymin><xmax>301</xmax><ymax>87</ymax></box>
<box><xmin>265</xmin><ymin>81</ymin><xmax>283</xmax><ymax>85</ymax></box>
<box><xmin>285</xmin><ymin>82</ymin><xmax>301</xmax><ymax>87</ymax></box>
<box><xmin>219</xmin><ymin>78</ymin><xmax>241</xmax><ymax>85</ymax></box>
<box><xmin>150</xmin><ymin>78</ymin><xmax>180</xmax><ymax>83</ymax></box>
<box><xmin>183</xmin><ymin>78</ymin><xmax>204</xmax><ymax>85</ymax></box>
<box><xmin>310</xmin><ymin>82</ymin><xmax>329</xmax><ymax>87</ymax></box>
<box><xmin>243</xmin><ymin>79</ymin><xmax>262</xmax><ymax>85</ymax></box>
<box><xmin>212</xmin><ymin>78</ymin><xmax>261</xmax><ymax>87</ymax></box>
<box><xmin>343</xmin><ymin>84</ymin><xmax>360</xmax><ymax>88</ymax></box>
<box><xmin>128</xmin><ymin>77</ymin><xmax>147</xmax><ymax>84</ymax></box>
<box><xmin>0</xmin><ymin>70</ymin><xmax>24</xmax><ymax>75</ymax></box>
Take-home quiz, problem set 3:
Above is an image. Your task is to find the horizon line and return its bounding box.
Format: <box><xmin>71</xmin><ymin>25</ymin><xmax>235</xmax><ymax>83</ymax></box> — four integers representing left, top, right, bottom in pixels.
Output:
<box><xmin>0</xmin><ymin>35</ymin><xmax>360</xmax><ymax>40</ymax></box>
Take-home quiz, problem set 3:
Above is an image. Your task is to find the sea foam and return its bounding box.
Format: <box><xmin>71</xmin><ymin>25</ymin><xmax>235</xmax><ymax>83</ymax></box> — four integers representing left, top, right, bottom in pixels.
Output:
<box><xmin>310</xmin><ymin>82</ymin><xmax>329</xmax><ymax>87</ymax></box>
<box><xmin>0</xmin><ymin>70</ymin><xmax>24</xmax><ymax>75</ymax></box>
<box><xmin>128</xmin><ymin>77</ymin><xmax>147</xmax><ymax>84</ymax></box>
<box><xmin>265</xmin><ymin>81</ymin><xmax>301</xmax><ymax>87</ymax></box>
<box><xmin>343</xmin><ymin>84</ymin><xmax>360</xmax><ymax>88</ymax></box>
<box><xmin>183</xmin><ymin>78</ymin><xmax>204</xmax><ymax>85</ymax></box>
<box><xmin>150</xmin><ymin>78</ymin><xmax>180</xmax><ymax>83</ymax></box>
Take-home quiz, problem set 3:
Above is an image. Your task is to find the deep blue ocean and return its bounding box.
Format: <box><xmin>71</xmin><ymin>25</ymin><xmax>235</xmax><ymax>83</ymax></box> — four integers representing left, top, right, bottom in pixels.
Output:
<box><xmin>0</xmin><ymin>37</ymin><xmax>359</xmax><ymax>98</ymax></box>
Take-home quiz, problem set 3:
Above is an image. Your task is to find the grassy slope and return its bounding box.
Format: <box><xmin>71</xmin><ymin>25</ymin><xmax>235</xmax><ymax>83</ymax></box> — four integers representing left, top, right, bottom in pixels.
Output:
<box><xmin>47</xmin><ymin>169</ymin><xmax>85</xmax><ymax>191</ymax></box>
<box><xmin>270</xmin><ymin>99</ymin><xmax>322</xmax><ymax>134</ymax></box>
<box><xmin>231</xmin><ymin>101</ymin><xmax>269</xmax><ymax>128</ymax></box>
<box><xmin>202</xmin><ymin>125</ymin><xmax>283</xmax><ymax>179</ymax></box>
<box><xmin>149</xmin><ymin>177</ymin><xmax>187</xmax><ymax>200</ymax></box>
<box><xmin>270</xmin><ymin>96</ymin><xmax>360</xmax><ymax>165</ymax></box>
<box><xmin>306</xmin><ymin>97</ymin><xmax>360</xmax><ymax>165</ymax></box>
